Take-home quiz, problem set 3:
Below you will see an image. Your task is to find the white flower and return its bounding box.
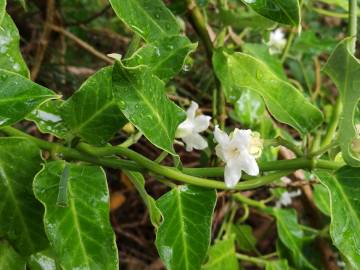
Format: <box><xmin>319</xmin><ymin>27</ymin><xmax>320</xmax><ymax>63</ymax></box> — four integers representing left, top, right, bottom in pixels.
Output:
<box><xmin>176</xmin><ymin>101</ymin><xmax>211</xmax><ymax>152</ymax></box>
<box><xmin>267</xmin><ymin>29</ymin><xmax>287</xmax><ymax>55</ymax></box>
<box><xmin>213</xmin><ymin>126</ymin><xmax>263</xmax><ymax>188</ymax></box>
<box><xmin>275</xmin><ymin>190</ymin><xmax>302</xmax><ymax>208</ymax></box>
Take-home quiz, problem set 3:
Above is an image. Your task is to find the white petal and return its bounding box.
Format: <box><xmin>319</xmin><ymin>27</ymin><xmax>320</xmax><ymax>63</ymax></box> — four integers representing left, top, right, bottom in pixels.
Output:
<box><xmin>215</xmin><ymin>144</ymin><xmax>226</xmax><ymax>162</ymax></box>
<box><xmin>186</xmin><ymin>101</ymin><xmax>198</xmax><ymax>119</ymax></box>
<box><xmin>238</xmin><ymin>152</ymin><xmax>259</xmax><ymax>176</ymax></box>
<box><xmin>175</xmin><ymin>119</ymin><xmax>194</xmax><ymax>138</ymax></box>
<box><xmin>214</xmin><ymin>125</ymin><xmax>230</xmax><ymax>145</ymax></box>
<box><xmin>230</xmin><ymin>128</ymin><xmax>251</xmax><ymax>147</ymax></box>
<box><xmin>182</xmin><ymin>133</ymin><xmax>208</xmax><ymax>152</ymax></box>
<box><xmin>224</xmin><ymin>163</ymin><xmax>242</xmax><ymax>188</ymax></box>
<box><xmin>193</xmin><ymin>115</ymin><xmax>211</xmax><ymax>133</ymax></box>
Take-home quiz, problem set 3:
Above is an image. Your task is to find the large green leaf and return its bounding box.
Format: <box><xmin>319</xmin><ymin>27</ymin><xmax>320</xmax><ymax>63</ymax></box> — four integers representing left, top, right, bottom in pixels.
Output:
<box><xmin>241</xmin><ymin>0</ymin><xmax>300</xmax><ymax>26</ymax></box>
<box><xmin>0</xmin><ymin>0</ymin><xmax>5</xmax><ymax>24</ymax></box>
<box><xmin>112</xmin><ymin>61</ymin><xmax>185</xmax><ymax>156</ymax></box>
<box><xmin>33</xmin><ymin>161</ymin><xmax>118</xmax><ymax>270</ymax></box>
<box><xmin>271</xmin><ymin>208</ymin><xmax>316</xmax><ymax>270</ymax></box>
<box><xmin>61</xmin><ymin>67</ymin><xmax>127</xmax><ymax>145</ymax></box>
<box><xmin>155</xmin><ymin>185</ymin><xmax>217</xmax><ymax>270</ymax></box>
<box><xmin>124</xmin><ymin>171</ymin><xmax>162</xmax><ymax>228</ymax></box>
<box><xmin>27</xmin><ymin>100</ymin><xmax>69</xmax><ymax>139</ymax></box>
<box><xmin>313</xmin><ymin>184</ymin><xmax>330</xmax><ymax>216</ymax></box>
<box><xmin>0</xmin><ymin>13</ymin><xmax>29</xmax><ymax>77</ymax></box>
<box><xmin>0</xmin><ymin>241</ymin><xmax>26</xmax><ymax>270</ymax></box>
<box><xmin>213</xmin><ymin>49</ymin><xmax>323</xmax><ymax>135</ymax></box>
<box><xmin>125</xmin><ymin>35</ymin><xmax>197</xmax><ymax>82</ymax></box>
<box><xmin>0</xmin><ymin>69</ymin><xmax>57</xmax><ymax>126</ymax></box>
<box><xmin>323</xmin><ymin>39</ymin><xmax>360</xmax><ymax>166</ymax></box>
<box><xmin>230</xmin><ymin>224</ymin><xmax>257</xmax><ymax>252</ymax></box>
<box><xmin>0</xmin><ymin>138</ymin><xmax>48</xmax><ymax>255</ymax></box>
<box><xmin>315</xmin><ymin>167</ymin><xmax>360</xmax><ymax>269</ymax></box>
<box><xmin>109</xmin><ymin>0</ymin><xmax>180</xmax><ymax>42</ymax></box>
<box><xmin>201</xmin><ymin>237</ymin><xmax>238</xmax><ymax>270</ymax></box>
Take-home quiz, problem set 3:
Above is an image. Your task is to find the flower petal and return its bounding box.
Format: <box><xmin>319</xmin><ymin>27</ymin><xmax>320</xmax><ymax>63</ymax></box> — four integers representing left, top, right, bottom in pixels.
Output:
<box><xmin>230</xmin><ymin>128</ymin><xmax>251</xmax><ymax>147</ymax></box>
<box><xmin>186</xmin><ymin>101</ymin><xmax>198</xmax><ymax>119</ymax></box>
<box><xmin>214</xmin><ymin>125</ymin><xmax>230</xmax><ymax>145</ymax></box>
<box><xmin>193</xmin><ymin>115</ymin><xmax>211</xmax><ymax>133</ymax></box>
<box><xmin>182</xmin><ymin>133</ymin><xmax>208</xmax><ymax>152</ymax></box>
<box><xmin>224</xmin><ymin>163</ymin><xmax>242</xmax><ymax>188</ymax></box>
<box><xmin>239</xmin><ymin>152</ymin><xmax>259</xmax><ymax>176</ymax></box>
<box><xmin>175</xmin><ymin>119</ymin><xmax>194</xmax><ymax>138</ymax></box>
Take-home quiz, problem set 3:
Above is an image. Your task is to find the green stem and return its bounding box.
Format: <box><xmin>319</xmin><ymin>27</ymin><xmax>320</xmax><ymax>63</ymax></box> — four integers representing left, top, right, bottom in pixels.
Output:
<box><xmin>349</xmin><ymin>0</ymin><xmax>358</xmax><ymax>53</ymax></box>
<box><xmin>281</xmin><ymin>28</ymin><xmax>296</xmax><ymax>63</ymax></box>
<box><xmin>321</xmin><ymin>98</ymin><xmax>342</xmax><ymax>148</ymax></box>
<box><xmin>266</xmin><ymin>137</ymin><xmax>303</xmax><ymax>157</ymax></box>
<box><xmin>236</xmin><ymin>253</ymin><xmax>268</xmax><ymax>266</ymax></box>
<box><xmin>308</xmin><ymin>141</ymin><xmax>338</xmax><ymax>158</ymax></box>
<box><xmin>312</xmin><ymin>7</ymin><xmax>348</xmax><ymax>19</ymax></box>
<box><xmin>233</xmin><ymin>193</ymin><xmax>266</xmax><ymax>209</ymax></box>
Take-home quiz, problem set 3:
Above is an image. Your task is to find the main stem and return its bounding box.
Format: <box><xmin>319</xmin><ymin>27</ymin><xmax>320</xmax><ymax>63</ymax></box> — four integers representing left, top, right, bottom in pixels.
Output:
<box><xmin>349</xmin><ymin>0</ymin><xmax>358</xmax><ymax>53</ymax></box>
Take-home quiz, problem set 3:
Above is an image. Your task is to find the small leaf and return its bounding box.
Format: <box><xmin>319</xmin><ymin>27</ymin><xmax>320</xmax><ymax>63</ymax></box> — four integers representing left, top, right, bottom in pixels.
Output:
<box><xmin>0</xmin><ymin>241</ymin><xmax>26</xmax><ymax>270</ymax></box>
<box><xmin>112</xmin><ymin>61</ymin><xmax>185</xmax><ymax>156</ymax></box>
<box><xmin>0</xmin><ymin>69</ymin><xmax>57</xmax><ymax>127</ymax></box>
<box><xmin>242</xmin><ymin>0</ymin><xmax>300</xmax><ymax>26</ymax></box>
<box><xmin>271</xmin><ymin>208</ymin><xmax>316</xmax><ymax>270</ymax></box>
<box><xmin>109</xmin><ymin>0</ymin><xmax>180</xmax><ymax>42</ymax></box>
<box><xmin>156</xmin><ymin>185</ymin><xmax>217</xmax><ymax>270</ymax></box>
<box><xmin>124</xmin><ymin>171</ymin><xmax>162</xmax><ymax>228</ymax></box>
<box><xmin>125</xmin><ymin>35</ymin><xmax>197</xmax><ymax>82</ymax></box>
<box><xmin>323</xmin><ymin>38</ymin><xmax>360</xmax><ymax>166</ymax></box>
<box><xmin>28</xmin><ymin>249</ymin><xmax>60</xmax><ymax>270</ymax></box>
<box><xmin>0</xmin><ymin>138</ymin><xmax>48</xmax><ymax>255</ymax></box>
<box><xmin>313</xmin><ymin>184</ymin><xmax>330</xmax><ymax>216</ymax></box>
<box><xmin>33</xmin><ymin>161</ymin><xmax>119</xmax><ymax>270</ymax></box>
<box><xmin>0</xmin><ymin>0</ymin><xmax>5</xmax><ymax>24</ymax></box>
<box><xmin>213</xmin><ymin>49</ymin><xmax>323</xmax><ymax>135</ymax></box>
<box><xmin>201</xmin><ymin>236</ymin><xmax>238</xmax><ymax>270</ymax></box>
<box><xmin>315</xmin><ymin>167</ymin><xmax>360</xmax><ymax>269</ymax></box>
<box><xmin>61</xmin><ymin>67</ymin><xmax>127</xmax><ymax>145</ymax></box>
<box><xmin>266</xmin><ymin>260</ymin><xmax>290</xmax><ymax>270</ymax></box>
<box><xmin>230</xmin><ymin>224</ymin><xmax>257</xmax><ymax>252</ymax></box>
<box><xmin>0</xmin><ymin>13</ymin><xmax>29</xmax><ymax>77</ymax></box>
<box><xmin>27</xmin><ymin>100</ymin><xmax>70</xmax><ymax>139</ymax></box>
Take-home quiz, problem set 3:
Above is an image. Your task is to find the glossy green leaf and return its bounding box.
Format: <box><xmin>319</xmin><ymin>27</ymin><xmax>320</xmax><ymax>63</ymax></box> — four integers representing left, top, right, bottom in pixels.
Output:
<box><xmin>242</xmin><ymin>0</ymin><xmax>300</xmax><ymax>26</ymax></box>
<box><xmin>323</xmin><ymin>39</ymin><xmax>360</xmax><ymax>166</ymax></box>
<box><xmin>230</xmin><ymin>224</ymin><xmax>257</xmax><ymax>252</ymax></box>
<box><xmin>0</xmin><ymin>69</ymin><xmax>57</xmax><ymax>127</ymax></box>
<box><xmin>27</xmin><ymin>100</ymin><xmax>69</xmax><ymax>139</ymax></box>
<box><xmin>266</xmin><ymin>260</ymin><xmax>290</xmax><ymax>270</ymax></box>
<box><xmin>271</xmin><ymin>208</ymin><xmax>316</xmax><ymax>270</ymax></box>
<box><xmin>124</xmin><ymin>171</ymin><xmax>162</xmax><ymax>228</ymax></box>
<box><xmin>61</xmin><ymin>67</ymin><xmax>127</xmax><ymax>145</ymax></box>
<box><xmin>0</xmin><ymin>241</ymin><xmax>26</xmax><ymax>270</ymax></box>
<box><xmin>0</xmin><ymin>13</ymin><xmax>29</xmax><ymax>77</ymax></box>
<box><xmin>156</xmin><ymin>185</ymin><xmax>217</xmax><ymax>270</ymax></box>
<box><xmin>313</xmin><ymin>184</ymin><xmax>330</xmax><ymax>216</ymax></box>
<box><xmin>125</xmin><ymin>35</ymin><xmax>197</xmax><ymax>82</ymax></box>
<box><xmin>201</xmin><ymin>237</ymin><xmax>238</xmax><ymax>270</ymax></box>
<box><xmin>292</xmin><ymin>30</ymin><xmax>336</xmax><ymax>56</ymax></box>
<box><xmin>33</xmin><ymin>161</ymin><xmax>118</xmax><ymax>270</ymax></box>
<box><xmin>315</xmin><ymin>168</ymin><xmax>360</xmax><ymax>269</ymax></box>
<box><xmin>112</xmin><ymin>61</ymin><xmax>185</xmax><ymax>156</ymax></box>
<box><xmin>28</xmin><ymin>249</ymin><xmax>59</xmax><ymax>270</ymax></box>
<box><xmin>109</xmin><ymin>0</ymin><xmax>180</xmax><ymax>42</ymax></box>
<box><xmin>0</xmin><ymin>138</ymin><xmax>48</xmax><ymax>255</ymax></box>
<box><xmin>213</xmin><ymin>49</ymin><xmax>323</xmax><ymax>135</ymax></box>
<box><xmin>0</xmin><ymin>0</ymin><xmax>5</xmax><ymax>24</ymax></box>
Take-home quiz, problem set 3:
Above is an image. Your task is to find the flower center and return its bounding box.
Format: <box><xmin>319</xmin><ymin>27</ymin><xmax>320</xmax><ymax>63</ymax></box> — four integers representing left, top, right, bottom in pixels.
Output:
<box><xmin>249</xmin><ymin>132</ymin><xmax>263</xmax><ymax>158</ymax></box>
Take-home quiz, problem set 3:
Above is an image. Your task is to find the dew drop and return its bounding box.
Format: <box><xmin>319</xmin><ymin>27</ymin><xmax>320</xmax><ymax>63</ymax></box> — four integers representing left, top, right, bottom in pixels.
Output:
<box><xmin>155</xmin><ymin>13</ymin><xmax>160</xmax><ymax>19</ymax></box>
<box><xmin>12</xmin><ymin>63</ymin><xmax>20</xmax><ymax>71</ymax></box>
<box><xmin>256</xmin><ymin>70</ymin><xmax>263</xmax><ymax>80</ymax></box>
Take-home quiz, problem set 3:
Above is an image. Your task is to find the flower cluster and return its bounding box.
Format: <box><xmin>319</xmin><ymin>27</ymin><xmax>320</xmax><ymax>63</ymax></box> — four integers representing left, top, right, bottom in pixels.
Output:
<box><xmin>267</xmin><ymin>29</ymin><xmax>287</xmax><ymax>55</ymax></box>
<box><xmin>176</xmin><ymin>101</ymin><xmax>263</xmax><ymax>188</ymax></box>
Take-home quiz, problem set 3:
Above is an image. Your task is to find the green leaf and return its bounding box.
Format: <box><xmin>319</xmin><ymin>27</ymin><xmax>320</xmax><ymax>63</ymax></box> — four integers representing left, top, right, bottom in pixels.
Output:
<box><xmin>124</xmin><ymin>171</ymin><xmax>162</xmax><ymax>228</ymax></box>
<box><xmin>33</xmin><ymin>161</ymin><xmax>119</xmax><ymax>270</ymax></box>
<box><xmin>0</xmin><ymin>0</ymin><xmax>5</xmax><ymax>24</ymax></box>
<box><xmin>241</xmin><ymin>0</ymin><xmax>300</xmax><ymax>26</ymax></box>
<box><xmin>0</xmin><ymin>13</ymin><xmax>29</xmax><ymax>77</ymax></box>
<box><xmin>271</xmin><ymin>208</ymin><xmax>316</xmax><ymax>270</ymax></box>
<box><xmin>323</xmin><ymin>38</ymin><xmax>360</xmax><ymax>166</ymax></box>
<box><xmin>61</xmin><ymin>67</ymin><xmax>127</xmax><ymax>145</ymax></box>
<box><xmin>155</xmin><ymin>185</ymin><xmax>217</xmax><ymax>270</ymax></box>
<box><xmin>109</xmin><ymin>0</ymin><xmax>180</xmax><ymax>42</ymax></box>
<box><xmin>315</xmin><ymin>167</ymin><xmax>360</xmax><ymax>269</ymax></box>
<box><xmin>230</xmin><ymin>224</ymin><xmax>257</xmax><ymax>253</ymax></box>
<box><xmin>292</xmin><ymin>30</ymin><xmax>337</xmax><ymax>56</ymax></box>
<box><xmin>125</xmin><ymin>35</ymin><xmax>197</xmax><ymax>82</ymax></box>
<box><xmin>213</xmin><ymin>49</ymin><xmax>323</xmax><ymax>135</ymax></box>
<box><xmin>201</xmin><ymin>237</ymin><xmax>238</xmax><ymax>270</ymax></box>
<box><xmin>28</xmin><ymin>249</ymin><xmax>60</xmax><ymax>270</ymax></box>
<box><xmin>112</xmin><ymin>61</ymin><xmax>185</xmax><ymax>156</ymax></box>
<box><xmin>0</xmin><ymin>69</ymin><xmax>57</xmax><ymax>127</ymax></box>
<box><xmin>0</xmin><ymin>138</ymin><xmax>48</xmax><ymax>255</ymax></box>
<box><xmin>0</xmin><ymin>241</ymin><xmax>26</xmax><ymax>270</ymax></box>
<box><xmin>313</xmin><ymin>184</ymin><xmax>330</xmax><ymax>216</ymax></box>
<box><xmin>265</xmin><ymin>260</ymin><xmax>290</xmax><ymax>270</ymax></box>
<box><xmin>27</xmin><ymin>100</ymin><xmax>69</xmax><ymax>139</ymax></box>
